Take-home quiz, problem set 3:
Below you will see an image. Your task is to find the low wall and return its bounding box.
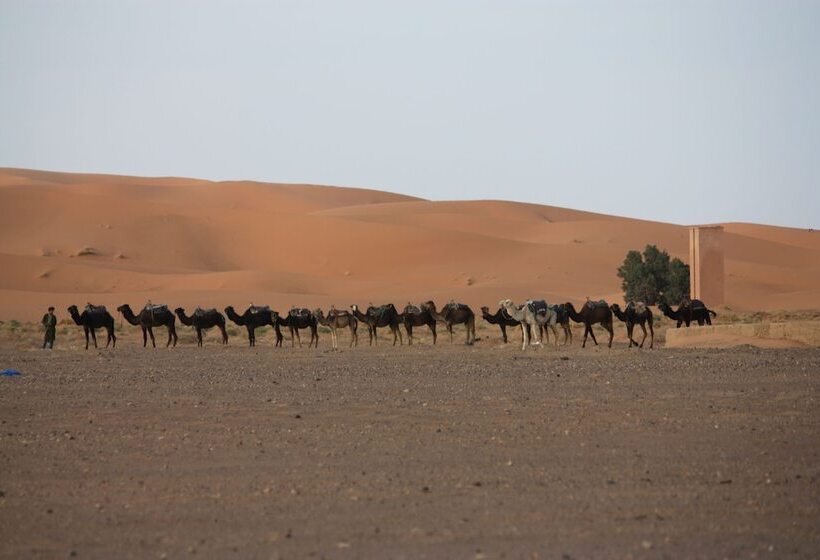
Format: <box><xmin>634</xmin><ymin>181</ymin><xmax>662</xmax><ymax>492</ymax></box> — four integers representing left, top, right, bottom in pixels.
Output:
<box><xmin>665</xmin><ymin>321</ymin><xmax>820</xmax><ymax>348</ymax></box>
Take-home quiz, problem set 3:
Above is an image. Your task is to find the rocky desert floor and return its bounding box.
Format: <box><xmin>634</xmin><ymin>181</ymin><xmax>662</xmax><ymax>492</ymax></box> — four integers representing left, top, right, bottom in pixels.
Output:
<box><xmin>1</xmin><ymin>327</ymin><xmax>819</xmax><ymax>559</ymax></box>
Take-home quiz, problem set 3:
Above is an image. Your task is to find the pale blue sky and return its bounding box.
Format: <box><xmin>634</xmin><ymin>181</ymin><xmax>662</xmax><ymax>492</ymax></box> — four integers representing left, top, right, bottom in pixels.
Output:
<box><xmin>2</xmin><ymin>1</ymin><xmax>818</xmax><ymax>227</ymax></box>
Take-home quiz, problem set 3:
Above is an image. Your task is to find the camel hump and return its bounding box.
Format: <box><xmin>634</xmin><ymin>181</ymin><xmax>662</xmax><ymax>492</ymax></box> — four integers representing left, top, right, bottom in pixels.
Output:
<box><xmin>85</xmin><ymin>304</ymin><xmax>107</xmax><ymax>313</ymax></box>
<box><xmin>249</xmin><ymin>305</ymin><xmax>271</xmax><ymax>315</ymax></box>
<box><xmin>404</xmin><ymin>304</ymin><xmax>422</xmax><ymax>315</ymax></box>
<box><xmin>144</xmin><ymin>303</ymin><xmax>168</xmax><ymax>313</ymax></box>
<box><xmin>446</xmin><ymin>301</ymin><xmax>469</xmax><ymax>311</ymax></box>
<box><xmin>585</xmin><ymin>299</ymin><xmax>608</xmax><ymax>310</ymax></box>
<box><xmin>194</xmin><ymin>307</ymin><xmax>215</xmax><ymax>316</ymax></box>
<box><xmin>687</xmin><ymin>299</ymin><xmax>706</xmax><ymax>310</ymax></box>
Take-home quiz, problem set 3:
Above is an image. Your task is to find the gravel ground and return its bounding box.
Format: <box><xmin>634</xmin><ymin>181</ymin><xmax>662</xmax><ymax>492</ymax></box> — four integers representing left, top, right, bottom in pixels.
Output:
<box><xmin>1</xmin><ymin>335</ymin><xmax>819</xmax><ymax>559</ymax></box>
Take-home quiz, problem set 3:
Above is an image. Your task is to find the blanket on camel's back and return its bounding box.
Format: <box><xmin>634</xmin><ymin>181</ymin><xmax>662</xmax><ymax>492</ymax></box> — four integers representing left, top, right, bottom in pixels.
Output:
<box><xmin>289</xmin><ymin>308</ymin><xmax>311</xmax><ymax>320</ymax></box>
<box><xmin>403</xmin><ymin>304</ymin><xmax>422</xmax><ymax>315</ymax></box>
<box><xmin>680</xmin><ymin>298</ymin><xmax>706</xmax><ymax>311</ymax></box>
<box><xmin>584</xmin><ymin>299</ymin><xmax>609</xmax><ymax>310</ymax></box>
<box><xmin>194</xmin><ymin>307</ymin><xmax>219</xmax><ymax>317</ymax></box>
<box><xmin>626</xmin><ymin>301</ymin><xmax>648</xmax><ymax>315</ymax></box>
<box><xmin>144</xmin><ymin>303</ymin><xmax>168</xmax><ymax>314</ymax></box>
<box><xmin>84</xmin><ymin>303</ymin><xmax>108</xmax><ymax>314</ymax></box>
<box><xmin>248</xmin><ymin>305</ymin><xmax>270</xmax><ymax>315</ymax></box>
<box><xmin>525</xmin><ymin>300</ymin><xmax>548</xmax><ymax>315</ymax></box>
<box><xmin>367</xmin><ymin>304</ymin><xmax>394</xmax><ymax>319</ymax></box>
<box><xmin>443</xmin><ymin>301</ymin><xmax>470</xmax><ymax>314</ymax></box>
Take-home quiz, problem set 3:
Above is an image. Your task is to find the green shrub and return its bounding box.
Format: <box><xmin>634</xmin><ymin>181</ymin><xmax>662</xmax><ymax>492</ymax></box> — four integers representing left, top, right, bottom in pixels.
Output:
<box><xmin>617</xmin><ymin>245</ymin><xmax>689</xmax><ymax>305</ymax></box>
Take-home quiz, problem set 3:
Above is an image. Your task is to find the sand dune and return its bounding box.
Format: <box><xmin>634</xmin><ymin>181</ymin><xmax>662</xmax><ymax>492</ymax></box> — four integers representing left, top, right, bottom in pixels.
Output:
<box><xmin>1</xmin><ymin>167</ymin><xmax>818</xmax><ymax>320</ymax></box>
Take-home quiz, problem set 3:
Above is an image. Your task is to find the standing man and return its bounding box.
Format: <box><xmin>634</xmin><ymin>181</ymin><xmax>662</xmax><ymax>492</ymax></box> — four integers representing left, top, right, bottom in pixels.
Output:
<box><xmin>42</xmin><ymin>306</ymin><xmax>57</xmax><ymax>349</ymax></box>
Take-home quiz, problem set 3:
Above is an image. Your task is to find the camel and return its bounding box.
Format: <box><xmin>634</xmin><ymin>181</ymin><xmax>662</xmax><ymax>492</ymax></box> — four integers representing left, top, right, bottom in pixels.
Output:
<box><xmin>498</xmin><ymin>299</ymin><xmax>560</xmax><ymax>350</ymax></box>
<box><xmin>564</xmin><ymin>300</ymin><xmax>614</xmax><ymax>348</ymax></box>
<box><xmin>117</xmin><ymin>303</ymin><xmax>178</xmax><ymax>348</ymax></box>
<box><xmin>424</xmin><ymin>301</ymin><xmax>476</xmax><ymax>345</ymax></box>
<box><xmin>280</xmin><ymin>308</ymin><xmax>319</xmax><ymax>348</ymax></box>
<box><xmin>67</xmin><ymin>304</ymin><xmax>116</xmax><ymax>349</ymax></box>
<box><xmin>610</xmin><ymin>302</ymin><xmax>654</xmax><ymax>349</ymax></box>
<box><xmin>313</xmin><ymin>307</ymin><xmax>357</xmax><ymax>349</ymax></box>
<box><xmin>658</xmin><ymin>299</ymin><xmax>716</xmax><ymax>328</ymax></box>
<box><xmin>401</xmin><ymin>303</ymin><xmax>437</xmax><ymax>345</ymax></box>
<box><xmin>350</xmin><ymin>304</ymin><xmax>403</xmax><ymax>346</ymax></box>
<box><xmin>481</xmin><ymin>305</ymin><xmax>523</xmax><ymax>344</ymax></box>
<box><xmin>175</xmin><ymin>307</ymin><xmax>228</xmax><ymax>347</ymax></box>
<box><xmin>224</xmin><ymin>305</ymin><xmax>282</xmax><ymax>347</ymax></box>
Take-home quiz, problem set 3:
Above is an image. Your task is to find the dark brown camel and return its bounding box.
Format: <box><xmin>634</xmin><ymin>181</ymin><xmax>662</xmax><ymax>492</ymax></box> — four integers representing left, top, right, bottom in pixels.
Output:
<box><xmin>402</xmin><ymin>303</ymin><xmax>437</xmax><ymax>345</ymax></box>
<box><xmin>350</xmin><ymin>304</ymin><xmax>403</xmax><ymax>346</ymax></box>
<box><xmin>610</xmin><ymin>302</ymin><xmax>654</xmax><ymax>349</ymax></box>
<box><xmin>658</xmin><ymin>299</ymin><xmax>717</xmax><ymax>328</ymax></box>
<box><xmin>224</xmin><ymin>305</ymin><xmax>282</xmax><ymax>347</ymax></box>
<box><xmin>175</xmin><ymin>307</ymin><xmax>228</xmax><ymax>347</ymax></box>
<box><xmin>313</xmin><ymin>307</ymin><xmax>357</xmax><ymax>349</ymax></box>
<box><xmin>117</xmin><ymin>303</ymin><xmax>178</xmax><ymax>348</ymax></box>
<box><xmin>68</xmin><ymin>304</ymin><xmax>116</xmax><ymax>349</ymax></box>
<box><xmin>424</xmin><ymin>301</ymin><xmax>476</xmax><ymax>345</ymax></box>
<box><xmin>279</xmin><ymin>308</ymin><xmax>319</xmax><ymax>348</ymax></box>
<box><xmin>564</xmin><ymin>300</ymin><xmax>614</xmax><ymax>348</ymax></box>
<box><xmin>480</xmin><ymin>305</ymin><xmax>522</xmax><ymax>344</ymax></box>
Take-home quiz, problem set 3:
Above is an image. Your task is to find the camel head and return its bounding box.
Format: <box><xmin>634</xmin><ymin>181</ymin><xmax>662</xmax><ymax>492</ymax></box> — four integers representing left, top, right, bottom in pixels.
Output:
<box><xmin>312</xmin><ymin>308</ymin><xmax>324</xmax><ymax>319</ymax></box>
<box><xmin>480</xmin><ymin>306</ymin><xmax>490</xmax><ymax>313</ymax></box>
<box><xmin>421</xmin><ymin>300</ymin><xmax>436</xmax><ymax>311</ymax></box>
<box><xmin>116</xmin><ymin>304</ymin><xmax>129</xmax><ymax>314</ymax></box>
<box><xmin>67</xmin><ymin>305</ymin><xmax>79</xmax><ymax>314</ymax></box>
<box><xmin>499</xmin><ymin>299</ymin><xmax>514</xmax><ymax>309</ymax></box>
<box><xmin>351</xmin><ymin>304</ymin><xmax>359</xmax><ymax>312</ymax></box>
<box><xmin>610</xmin><ymin>303</ymin><xmax>621</xmax><ymax>313</ymax></box>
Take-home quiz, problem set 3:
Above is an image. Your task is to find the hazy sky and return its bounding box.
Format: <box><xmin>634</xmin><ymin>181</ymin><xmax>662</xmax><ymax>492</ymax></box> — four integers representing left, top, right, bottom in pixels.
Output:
<box><xmin>2</xmin><ymin>1</ymin><xmax>818</xmax><ymax>228</ymax></box>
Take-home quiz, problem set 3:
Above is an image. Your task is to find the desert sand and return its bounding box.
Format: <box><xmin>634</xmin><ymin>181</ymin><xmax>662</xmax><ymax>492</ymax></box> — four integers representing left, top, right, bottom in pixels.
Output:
<box><xmin>1</xmin><ymin>167</ymin><xmax>819</xmax><ymax>321</ymax></box>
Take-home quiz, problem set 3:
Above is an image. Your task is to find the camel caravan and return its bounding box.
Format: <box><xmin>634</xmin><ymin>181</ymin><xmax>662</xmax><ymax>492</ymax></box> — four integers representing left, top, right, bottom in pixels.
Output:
<box><xmin>64</xmin><ymin>297</ymin><xmax>716</xmax><ymax>351</ymax></box>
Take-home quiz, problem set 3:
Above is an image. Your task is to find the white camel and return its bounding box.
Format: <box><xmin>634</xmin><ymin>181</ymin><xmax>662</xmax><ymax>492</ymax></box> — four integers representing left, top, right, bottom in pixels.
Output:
<box><xmin>499</xmin><ymin>299</ymin><xmax>560</xmax><ymax>350</ymax></box>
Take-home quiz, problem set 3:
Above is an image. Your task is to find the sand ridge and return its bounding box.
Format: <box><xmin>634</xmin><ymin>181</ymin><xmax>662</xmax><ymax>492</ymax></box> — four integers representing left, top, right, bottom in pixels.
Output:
<box><xmin>1</xmin><ymin>167</ymin><xmax>819</xmax><ymax>320</ymax></box>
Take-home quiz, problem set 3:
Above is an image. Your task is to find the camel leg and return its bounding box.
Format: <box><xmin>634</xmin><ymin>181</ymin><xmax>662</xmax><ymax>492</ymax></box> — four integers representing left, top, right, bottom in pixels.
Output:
<box><xmin>147</xmin><ymin>327</ymin><xmax>157</xmax><ymax>348</ymax></box>
<box><xmin>500</xmin><ymin>324</ymin><xmax>507</xmax><ymax>344</ymax></box>
<box><xmin>584</xmin><ymin>324</ymin><xmax>599</xmax><ymax>347</ymax></box>
<box><xmin>549</xmin><ymin>324</ymin><xmax>559</xmax><ymax>346</ymax></box>
<box><xmin>91</xmin><ymin>328</ymin><xmax>99</xmax><ymax>349</ymax></box>
<box><xmin>141</xmin><ymin>327</ymin><xmax>148</xmax><ymax>347</ymax></box>
<box><xmin>312</xmin><ymin>326</ymin><xmax>318</xmax><ymax>348</ymax></box>
<box><xmin>430</xmin><ymin>322</ymin><xmax>437</xmax><ymax>345</ymax></box>
<box><xmin>406</xmin><ymin>324</ymin><xmax>413</xmax><ymax>345</ymax></box>
<box><xmin>396</xmin><ymin>325</ymin><xmax>403</xmax><ymax>345</ymax></box>
<box><xmin>84</xmin><ymin>327</ymin><xmax>90</xmax><ymax>350</ymax></box>
<box><xmin>292</xmin><ymin>326</ymin><xmax>301</xmax><ymax>348</ymax></box>
<box><xmin>247</xmin><ymin>326</ymin><xmax>255</xmax><ymax>347</ymax></box>
<box><xmin>521</xmin><ymin>323</ymin><xmax>528</xmax><ymax>351</ymax></box>
<box><xmin>648</xmin><ymin>317</ymin><xmax>654</xmax><ymax>349</ymax></box>
<box><xmin>468</xmin><ymin>318</ymin><xmax>476</xmax><ymax>345</ymax></box>
<box><xmin>219</xmin><ymin>325</ymin><xmax>228</xmax><ymax>344</ymax></box>
<box><xmin>640</xmin><ymin>322</ymin><xmax>648</xmax><ymax>348</ymax></box>
<box><xmin>606</xmin><ymin>322</ymin><xmax>614</xmax><ymax>348</ymax></box>
<box><xmin>448</xmin><ymin>324</ymin><xmax>454</xmax><ymax>344</ymax></box>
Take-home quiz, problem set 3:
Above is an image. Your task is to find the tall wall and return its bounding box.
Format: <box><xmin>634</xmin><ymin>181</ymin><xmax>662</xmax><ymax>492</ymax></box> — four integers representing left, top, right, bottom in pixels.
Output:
<box><xmin>689</xmin><ymin>226</ymin><xmax>725</xmax><ymax>305</ymax></box>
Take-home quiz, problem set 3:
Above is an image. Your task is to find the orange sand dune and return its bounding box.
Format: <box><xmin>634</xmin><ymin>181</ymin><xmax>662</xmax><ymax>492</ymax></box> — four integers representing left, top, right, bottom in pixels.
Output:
<box><xmin>1</xmin><ymin>167</ymin><xmax>818</xmax><ymax>321</ymax></box>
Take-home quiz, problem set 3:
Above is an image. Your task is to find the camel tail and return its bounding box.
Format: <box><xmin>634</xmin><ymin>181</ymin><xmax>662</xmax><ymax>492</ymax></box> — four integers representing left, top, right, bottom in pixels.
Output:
<box><xmin>709</xmin><ymin>309</ymin><xmax>717</xmax><ymax>317</ymax></box>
